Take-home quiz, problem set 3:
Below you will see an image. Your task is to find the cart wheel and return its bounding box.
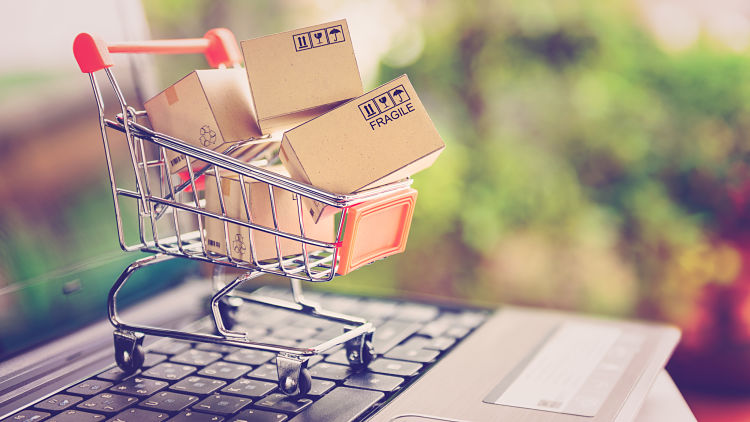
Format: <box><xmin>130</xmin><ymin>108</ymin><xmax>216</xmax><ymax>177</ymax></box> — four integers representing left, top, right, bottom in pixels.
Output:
<box><xmin>280</xmin><ymin>367</ymin><xmax>312</xmax><ymax>397</ymax></box>
<box><xmin>346</xmin><ymin>332</ymin><xmax>375</xmax><ymax>372</ymax></box>
<box><xmin>113</xmin><ymin>330</ymin><xmax>145</xmax><ymax>374</ymax></box>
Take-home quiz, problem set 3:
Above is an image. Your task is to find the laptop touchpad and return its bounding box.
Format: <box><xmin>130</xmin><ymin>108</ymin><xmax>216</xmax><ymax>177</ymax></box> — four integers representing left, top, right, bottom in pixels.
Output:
<box><xmin>483</xmin><ymin>322</ymin><xmax>645</xmax><ymax>417</ymax></box>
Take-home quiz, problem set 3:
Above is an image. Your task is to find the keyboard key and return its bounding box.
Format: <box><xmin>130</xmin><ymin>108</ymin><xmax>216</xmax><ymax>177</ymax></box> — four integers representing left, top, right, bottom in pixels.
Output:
<box><xmin>96</xmin><ymin>367</ymin><xmax>134</xmax><ymax>382</ymax></box>
<box><xmin>288</xmin><ymin>387</ymin><xmax>383</xmax><ymax>422</ymax></box>
<box><xmin>195</xmin><ymin>343</ymin><xmax>239</xmax><ymax>354</ymax></box>
<box><xmin>308</xmin><ymin>362</ymin><xmax>350</xmax><ymax>380</ymax></box>
<box><xmin>323</xmin><ymin>350</ymin><xmax>349</xmax><ymax>365</ymax></box>
<box><xmin>445</xmin><ymin>326</ymin><xmax>471</xmax><ymax>339</ymax></box>
<box><xmin>305</xmin><ymin>354</ymin><xmax>324</xmax><ymax>368</ymax></box>
<box><xmin>142</xmin><ymin>353</ymin><xmax>168</xmax><ymax>368</ymax></box>
<box><xmin>400</xmin><ymin>336</ymin><xmax>455</xmax><ymax>352</ymax></box>
<box><xmin>141</xmin><ymin>391</ymin><xmax>198</xmax><ymax>412</ymax></box>
<box><xmin>288</xmin><ymin>314</ymin><xmax>339</xmax><ymax>331</ymax></box>
<box><xmin>67</xmin><ymin>380</ymin><xmax>113</xmax><ymax>396</ymax></box>
<box><xmin>171</xmin><ymin>350</ymin><xmax>223</xmax><ymax>366</ymax></box>
<box><xmin>76</xmin><ymin>393</ymin><xmax>137</xmax><ymax>414</ymax></box>
<box><xmin>148</xmin><ymin>340</ymin><xmax>191</xmax><ymax>355</ymax></box>
<box><xmin>368</xmin><ymin>358</ymin><xmax>422</xmax><ymax>377</ymax></box>
<box><xmin>106</xmin><ymin>407</ymin><xmax>168</xmax><ymax>422</ymax></box>
<box><xmin>193</xmin><ymin>394</ymin><xmax>251</xmax><ymax>416</ymax></box>
<box><xmin>356</xmin><ymin>299</ymin><xmax>398</xmax><ymax>320</ymax></box>
<box><xmin>316</xmin><ymin>296</ymin><xmax>361</xmax><ymax>314</ymax></box>
<box><xmin>221</xmin><ymin>379</ymin><xmax>276</xmax><ymax>398</ymax></box>
<box><xmin>198</xmin><ymin>362</ymin><xmax>251</xmax><ymax>380</ymax></box>
<box><xmin>371</xmin><ymin>320</ymin><xmax>420</xmax><ymax>354</ymax></box>
<box><xmin>142</xmin><ymin>363</ymin><xmax>196</xmax><ymax>381</ymax></box>
<box><xmin>34</xmin><ymin>394</ymin><xmax>82</xmax><ymax>411</ymax></box>
<box><xmin>168</xmin><ymin>411</ymin><xmax>223</xmax><ymax>422</ymax></box>
<box><xmin>416</xmin><ymin>317</ymin><xmax>452</xmax><ymax>338</ymax></box>
<box><xmin>344</xmin><ymin>372</ymin><xmax>403</xmax><ymax>392</ymax></box>
<box><xmin>456</xmin><ymin>311</ymin><xmax>487</xmax><ymax>329</ymax></box>
<box><xmin>314</xmin><ymin>326</ymin><xmax>345</xmax><ymax>343</ymax></box>
<box><xmin>306</xmin><ymin>379</ymin><xmax>335</xmax><ymax>398</ymax></box>
<box><xmin>110</xmin><ymin>377</ymin><xmax>167</xmax><ymax>397</ymax></box>
<box><xmin>2</xmin><ymin>409</ymin><xmax>50</xmax><ymax>421</ymax></box>
<box><xmin>230</xmin><ymin>326</ymin><xmax>270</xmax><ymax>340</ymax></box>
<box><xmin>224</xmin><ymin>350</ymin><xmax>275</xmax><ymax>366</ymax></box>
<box><xmin>246</xmin><ymin>363</ymin><xmax>278</xmax><ymax>381</ymax></box>
<box><xmin>258</xmin><ymin>336</ymin><xmax>298</xmax><ymax>348</ymax></box>
<box><xmin>46</xmin><ymin>410</ymin><xmax>105</xmax><ymax>421</ymax></box>
<box><xmin>271</xmin><ymin>326</ymin><xmax>317</xmax><ymax>342</ymax></box>
<box><xmin>254</xmin><ymin>394</ymin><xmax>312</xmax><ymax>414</ymax></box>
<box><xmin>228</xmin><ymin>409</ymin><xmax>287</xmax><ymax>422</ymax></box>
<box><xmin>171</xmin><ymin>376</ymin><xmax>227</xmax><ymax>395</ymax></box>
<box><xmin>394</xmin><ymin>303</ymin><xmax>439</xmax><ymax>322</ymax></box>
<box><xmin>384</xmin><ymin>346</ymin><xmax>439</xmax><ymax>363</ymax></box>
<box><xmin>425</xmin><ymin>336</ymin><xmax>456</xmax><ymax>351</ymax></box>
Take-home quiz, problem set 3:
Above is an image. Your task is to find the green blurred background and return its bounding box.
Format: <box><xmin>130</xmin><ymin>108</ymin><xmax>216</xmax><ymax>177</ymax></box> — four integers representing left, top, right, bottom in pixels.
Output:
<box><xmin>2</xmin><ymin>0</ymin><xmax>750</xmax><ymax>418</ymax></box>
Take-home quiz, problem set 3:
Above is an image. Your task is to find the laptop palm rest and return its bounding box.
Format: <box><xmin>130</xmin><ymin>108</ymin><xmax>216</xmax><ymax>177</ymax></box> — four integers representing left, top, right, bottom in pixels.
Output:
<box><xmin>370</xmin><ymin>306</ymin><xmax>680</xmax><ymax>422</ymax></box>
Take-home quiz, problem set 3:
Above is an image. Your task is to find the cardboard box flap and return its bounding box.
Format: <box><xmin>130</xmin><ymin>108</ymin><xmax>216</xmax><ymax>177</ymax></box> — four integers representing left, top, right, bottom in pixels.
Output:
<box><xmin>196</xmin><ymin>68</ymin><xmax>263</xmax><ymax>141</ymax></box>
<box><xmin>145</xmin><ymin>71</ymin><xmax>223</xmax><ymax>148</ymax></box>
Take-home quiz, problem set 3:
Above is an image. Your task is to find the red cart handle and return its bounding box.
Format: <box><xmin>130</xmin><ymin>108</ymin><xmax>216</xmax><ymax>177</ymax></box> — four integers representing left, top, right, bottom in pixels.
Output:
<box><xmin>73</xmin><ymin>28</ymin><xmax>241</xmax><ymax>73</ymax></box>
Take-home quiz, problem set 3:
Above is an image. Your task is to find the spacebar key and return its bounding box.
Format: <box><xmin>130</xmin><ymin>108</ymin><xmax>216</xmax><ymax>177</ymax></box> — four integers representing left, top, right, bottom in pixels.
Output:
<box><xmin>288</xmin><ymin>387</ymin><xmax>383</xmax><ymax>422</ymax></box>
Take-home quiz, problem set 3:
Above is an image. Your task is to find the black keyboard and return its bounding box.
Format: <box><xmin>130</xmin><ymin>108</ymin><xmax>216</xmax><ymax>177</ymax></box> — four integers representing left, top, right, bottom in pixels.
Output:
<box><xmin>1</xmin><ymin>287</ymin><xmax>487</xmax><ymax>422</ymax></box>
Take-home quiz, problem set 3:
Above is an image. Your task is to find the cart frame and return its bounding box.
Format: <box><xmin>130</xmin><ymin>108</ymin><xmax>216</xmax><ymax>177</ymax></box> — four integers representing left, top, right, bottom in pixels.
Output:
<box><xmin>74</xmin><ymin>28</ymin><xmax>416</xmax><ymax>396</ymax></box>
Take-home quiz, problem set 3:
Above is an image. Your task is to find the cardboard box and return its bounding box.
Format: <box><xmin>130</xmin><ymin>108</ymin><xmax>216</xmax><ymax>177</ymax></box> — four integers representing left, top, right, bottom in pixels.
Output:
<box><xmin>203</xmin><ymin>166</ymin><xmax>334</xmax><ymax>263</ymax></box>
<box><xmin>241</xmin><ymin>19</ymin><xmax>363</xmax><ymax>135</ymax></box>
<box><xmin>280</xmin><ymin>74</ymin><xmax>445</xmax><ymax>220</ymax></box>
<box><xmin>144</xmin><ymin>68</ymin><xmax>265</xmax><ymax>173</ymax></box>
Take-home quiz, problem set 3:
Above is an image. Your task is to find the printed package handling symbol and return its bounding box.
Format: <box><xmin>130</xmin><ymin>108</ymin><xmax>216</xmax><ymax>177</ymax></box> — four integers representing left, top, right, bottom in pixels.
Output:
<box><xmin>72</xmin><ymin>19</ymin><xmax>443</xmax><ymax>397</ymax></box>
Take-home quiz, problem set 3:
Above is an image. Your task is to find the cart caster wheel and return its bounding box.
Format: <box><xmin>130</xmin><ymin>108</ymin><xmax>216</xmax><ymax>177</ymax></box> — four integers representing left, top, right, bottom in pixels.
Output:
<box><xmin>113</xmin><ymin>330</ymin><xmax>145</xmax><ymax>374</ymax></box>
<box><xmin>346</xmin><ymin>332</ymin><xmax>375</xmax><ymax>372</ymax></box>
<box><xmin>280</xmin><ymin>367</ymin><xmax>312</xmax><ymax>397</ymax></box>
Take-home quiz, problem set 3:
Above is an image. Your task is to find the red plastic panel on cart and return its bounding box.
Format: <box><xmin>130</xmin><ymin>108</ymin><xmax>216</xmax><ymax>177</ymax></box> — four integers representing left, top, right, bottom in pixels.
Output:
<box><xmin>337</xmin><ymin>188</ymin><xmax>418</xmax><ymax>275</ymax></box>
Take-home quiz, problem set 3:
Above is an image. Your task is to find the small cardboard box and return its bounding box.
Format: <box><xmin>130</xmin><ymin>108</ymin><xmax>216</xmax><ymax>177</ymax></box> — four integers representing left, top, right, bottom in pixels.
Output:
<box><xmin>144</xmin><ymin>68</ymin><xmax>264</xmax><ymax>173</ymax></box>
<box><xmin>203</xmin><ymin>166</ymin><xmax>334</xmax><ymax>262</ymax></box>
<box><xmin>241</xmin><ymin>19</ymin><xmax>363</xmax><ymax>135</ymax></box>
<box><xmin>280</xmin><ymin>74</ymin><xmax>445</xmax><ymax>220</ymax></box>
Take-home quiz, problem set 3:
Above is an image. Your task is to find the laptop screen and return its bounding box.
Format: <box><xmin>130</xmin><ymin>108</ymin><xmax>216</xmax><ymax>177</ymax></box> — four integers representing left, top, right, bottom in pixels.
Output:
<box><xmin>0</xmin><ymin>1</ymin><xmax>196</xmax><ymax>361</ymax></box>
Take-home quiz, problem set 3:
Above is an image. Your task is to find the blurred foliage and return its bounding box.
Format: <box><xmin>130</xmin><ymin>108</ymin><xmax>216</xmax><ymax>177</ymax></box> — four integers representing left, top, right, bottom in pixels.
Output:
<box><xmin>140</xmin><ymin>0</ymin><xmax>750</xmax><ymax>329</ymax></box>
<box><xmin>362</xmin><ymin>0</ymin><xmax>750</xmax><ymax>324</ymax></box>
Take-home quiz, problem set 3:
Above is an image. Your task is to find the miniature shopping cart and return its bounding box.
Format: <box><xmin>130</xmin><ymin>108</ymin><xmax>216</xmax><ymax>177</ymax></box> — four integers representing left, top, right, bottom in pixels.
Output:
<box><xmin>73</xmin><ymin>29</ymin><xmax>417</xmax><ymax>396</ymax></box>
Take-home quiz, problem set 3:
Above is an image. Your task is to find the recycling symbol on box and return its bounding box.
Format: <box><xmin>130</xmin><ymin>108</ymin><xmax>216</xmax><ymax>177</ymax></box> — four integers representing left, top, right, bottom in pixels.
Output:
<box><xmin>232</xmin><ymin>233</ymin><xmax>246</xmax><ymax>255</ymax></box>
<box><xmin>199</xmin><ymin>125</ymin><xmax>217</xmax><ymax>147</ymax></box>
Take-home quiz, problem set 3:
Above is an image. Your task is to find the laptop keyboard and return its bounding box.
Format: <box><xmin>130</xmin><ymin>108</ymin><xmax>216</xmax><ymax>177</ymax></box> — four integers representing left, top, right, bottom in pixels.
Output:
<box><xmin>2</xmin><ymin>286</ymin><xmax>487</xmax><ymax>422</ymax></box>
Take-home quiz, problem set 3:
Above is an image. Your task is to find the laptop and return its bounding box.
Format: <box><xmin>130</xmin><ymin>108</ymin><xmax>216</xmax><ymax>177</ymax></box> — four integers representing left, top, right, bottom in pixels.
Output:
<box><xmin>0</xmin><ymin>267</ymin><xmax>682</xmax><ymax>422</ymax></box>
<box><xmin>0</xmin><ymin>263</ymin><xmax>683</xmax><ymax>422</ymax></box>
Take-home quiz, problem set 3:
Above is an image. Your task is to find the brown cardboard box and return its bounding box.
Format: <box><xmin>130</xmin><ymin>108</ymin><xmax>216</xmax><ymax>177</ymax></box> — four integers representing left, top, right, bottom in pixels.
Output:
<box><xmin>280</xmin><ymin>74</ymin><xmax>445</xmax><ymax>220</ymax></box>
<box><xmin>144</xmin><ymin>68</ymin><xmax>264</xmax><ymax>173</ymax></box>
<box><xmin>203</xmin><ymin>166</ymin><xmax>334</xmax><ymax>263</ymax></box>
<box><xmin>241</xmin><ymin>19</ymin><xmax>363</xmax><ymax>135</ymax></box>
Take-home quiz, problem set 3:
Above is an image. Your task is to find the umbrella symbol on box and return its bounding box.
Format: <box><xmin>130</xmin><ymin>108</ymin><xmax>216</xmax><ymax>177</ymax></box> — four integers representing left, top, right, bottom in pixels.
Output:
<box><xmin>329</xmin><ymin>28</ymin><xmax>341</xmax><ymax>41</ymax></box>
<box><xmin>392</xmin><ymin>89</ymin><xmax>405</xmax><ymax>103</ymax></box>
